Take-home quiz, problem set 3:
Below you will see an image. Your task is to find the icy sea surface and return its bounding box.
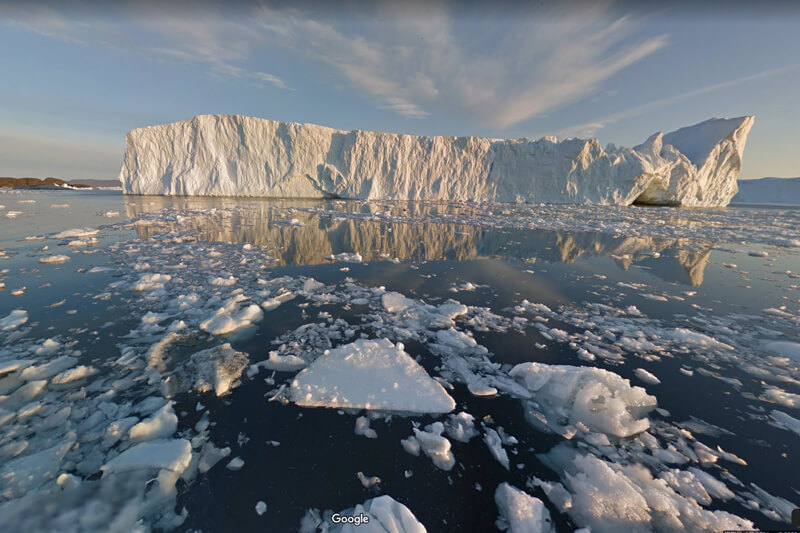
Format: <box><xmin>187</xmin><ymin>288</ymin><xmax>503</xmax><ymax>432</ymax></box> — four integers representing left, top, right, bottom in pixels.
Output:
<box><xmin>1</xmin><ymin>189</ymin><xmax>799</xmax><ymax>532</ymax></box>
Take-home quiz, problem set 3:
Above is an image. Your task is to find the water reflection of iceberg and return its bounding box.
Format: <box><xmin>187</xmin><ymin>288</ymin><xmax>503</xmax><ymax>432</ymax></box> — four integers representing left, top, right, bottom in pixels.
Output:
<box><xmin>124</xmin><ymin>197</ymin><xmax>709</xmax><ymax>286</ymax></box>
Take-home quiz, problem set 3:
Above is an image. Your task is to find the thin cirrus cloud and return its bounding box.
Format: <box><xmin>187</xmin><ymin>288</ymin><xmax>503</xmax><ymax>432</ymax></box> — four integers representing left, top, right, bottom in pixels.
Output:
<box><xmin>556</xmin><ymin>62</ymin><xmax>800</xmax><ymax>139</ymax></box>
<box><xmin>2</xmin><ymin>2</ymin><xmax>666</xmax><ymax>128</ymax></box>
<box><xmin>0</xmin><ymin>2</ymin><xmax>293</xmax><ymax>91</ymax></box>
<box><xmin>255</xmin><ymin>4</ymin><xmax>668</xmax><ymax>128</ymax></box>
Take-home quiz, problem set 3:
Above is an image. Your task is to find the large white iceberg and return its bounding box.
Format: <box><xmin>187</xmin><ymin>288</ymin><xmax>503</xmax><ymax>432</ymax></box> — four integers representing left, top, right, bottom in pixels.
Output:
<box><xmin>119</xmin><ymin>114</ymin><xmax>754</xmax><ymax>206</ymax></box>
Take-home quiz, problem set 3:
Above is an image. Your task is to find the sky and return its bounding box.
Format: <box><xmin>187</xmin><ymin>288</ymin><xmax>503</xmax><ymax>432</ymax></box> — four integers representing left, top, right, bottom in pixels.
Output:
<box><xmin>1</xmin><ymin>0</ymin><xmax>799</xmax><ymax>181</ymax></box>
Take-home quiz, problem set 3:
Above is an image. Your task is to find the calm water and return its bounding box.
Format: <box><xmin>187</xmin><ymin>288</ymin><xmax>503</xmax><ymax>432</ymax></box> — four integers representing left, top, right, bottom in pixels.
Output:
<box><xmin>1</xmin><ymin>189</ymin><xmax>798</xmax><ymax>532</ymax></box>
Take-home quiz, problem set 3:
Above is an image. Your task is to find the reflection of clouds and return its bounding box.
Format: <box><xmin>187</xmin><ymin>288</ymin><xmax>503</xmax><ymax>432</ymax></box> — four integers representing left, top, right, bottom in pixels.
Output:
<box><xmin>124</xmin><ymin>197</ymin><xmax>709</xmax><ymax>286</ymax></box>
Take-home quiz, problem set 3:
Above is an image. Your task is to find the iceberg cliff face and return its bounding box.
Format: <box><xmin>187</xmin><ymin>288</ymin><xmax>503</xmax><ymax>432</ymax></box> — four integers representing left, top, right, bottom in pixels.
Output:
<box><xmin>119</xmin><ymin>114</ymin><xmax>754</xmax><ymax>206</ymax></box>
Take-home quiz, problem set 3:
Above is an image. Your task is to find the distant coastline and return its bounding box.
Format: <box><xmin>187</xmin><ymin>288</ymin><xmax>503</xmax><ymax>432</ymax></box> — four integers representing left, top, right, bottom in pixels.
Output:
<box><xmin>0</xmin><ymin>177</ymin><xmax>121</xmax><ymax>189</ymax></box>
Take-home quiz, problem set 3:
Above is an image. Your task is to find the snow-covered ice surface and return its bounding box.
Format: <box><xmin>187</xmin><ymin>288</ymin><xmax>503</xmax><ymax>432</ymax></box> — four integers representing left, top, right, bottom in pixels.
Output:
<box><xmin>0</xmin><ymin>189</ymin><xmax>798</xmax><ymax>532</ymax></box>
<box><xmin>120</xmin><ymin>114</ymin><xmax>754</xmax><ymax>207</ymax></box>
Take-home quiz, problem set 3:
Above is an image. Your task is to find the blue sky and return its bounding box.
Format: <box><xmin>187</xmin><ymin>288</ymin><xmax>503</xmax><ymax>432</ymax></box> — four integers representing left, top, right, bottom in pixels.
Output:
<box><xmin>1</xmin><ymin>1</ymin><xmax>799</xmax><ymax>181</ymax></box>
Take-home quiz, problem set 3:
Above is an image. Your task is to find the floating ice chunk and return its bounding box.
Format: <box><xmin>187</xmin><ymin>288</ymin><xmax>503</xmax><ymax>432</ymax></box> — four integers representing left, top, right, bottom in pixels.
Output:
<box><xmin>355</xmin><ymin>416</ymin><xmax>378</xmax><ymax>439</ymax></box>
<box><xmin>32</xmin><ymin>338</ymin><xmax>61</xmax><ymax>356</ymax></box>
<box><xmin>510</xmin><ymin>362</ymin><xmax>656</xmax><ymax>438</ymax></box>
<box><xmin>200</xmin><ymin>296</ymin><xmax>263</xmax><ymax>335</ymax></box>
<box><xmin>198</xmin><ymin>442</ymin><xmax>231</xmax><ymax>473</ymax></box>
<box><xmin>356</xmin><ymin>471</ymin><xmax>381</xmax><ymax>488</ymax></box>
<box><xmin>0</xmin><ymin>359</ymin><xmax>33</xmax><ymax>375</ymax></box>
<box><xmin>411</xmin><ymin>422</ymin><xmax>455</xmax><ymax>471</ymax></box>
<box><xmin>39</xmin><ymin>254</ymin><xmax>71</xmax><ymax>264</ymax></box>
<box><xmin>53</xmin><ymin>228</ymin><xmax>99</xmax><ymax>239</ymax></box>
<box><xmin>0</xmin><ymin>380</ymin><xmax>47</xmax><ymax>410</ymax></box>
<box><xmin>131</xmin><ymin>272</ymin><xmax>172</xmax><ymax>291</ymax></box>
<box><xmin>326</xmin><ymin>252</ymin><xmax>362</xmax><ymax>263</ymax></box>
<box><xmin>633</xmin><ymin>368</ymin><xmax>661</xmax><ymax>385</ymax></box>
<box><xmin>50</xmin><ymin>203</ymin><xmax>69</xmax><ymax>208</ymax></box>
<box><xmin>51</xmin><ymin>365</ymin><xmax>98</xmax><ymax>386</ymax></box>
<box><xmin>444</xmin><ymin>412</ymin><xmax>479</xmax><ymax>443</ymax></box>
<box><xmin>763</xmin><ymin>341</ymin><xmax>800</xmax><ymax>362</ymax></box>
<box><xmin>0</xmin><ymin>439</ymin><xmax>74</xmax><ymax>499</ymax></box>
<box><xmin>226</xmin><ymin>457</ymin><xmax>245</xmax><ymax>471</ymax></box>
<box><xmin>5</xmin><ymin>211</ymin><xmax>22</xmax><ymax>218</ymax></box>
<box><xmin>129</xmin><ymin>401</ymin><xmax>178</xmax><ymax>442</ymax></box>
<box><xmin>770</xmin><ymin>410</ymin><xmax>800</xmax><ymax>437</ymax></box>
<box><xmin>382</xmin><ymin>292</ymin><xmax>415</xmax><ymax>313</ymax></box>
<box><xmin>20</xmin><ymin>356</ymin><xmax>77</xmax><ymax>381</ymax></box>
<box><xmin>484</xmin><ymin>428</ymin><xmax>510</xmax><ymax>470</ymax></box>
<box><xmin>190</xmin><ymin>343</ymin><xmax>249</xmax><ymax>396</ymax></box>
<box><xmin>437</xmin><ymin>302</ymin><xmax>469</xmax><ymax>320</ymax></box>
<box><xmin>327</xmin><ymin>494</ymin><xmax>426</xmax><ymax>533</ymax></box>
<box><xmin>540</xmin><ymin>445</ymin><xmax>754</xmax><ymax>533</ymax></box>
<box><xmin>641</xmin><ymin>294</ymin><xmax>668</xmax><ymax>302</ymax></box>
<box><xmin>102</xmin><ymin>439</ymin><xmax>192</xmax><ymax>475</ymax></box>
<box><xmin>760</xmin><ymin>386</ymin><xmax>800</xmax><ymax>408</ymax></box>
<box><xmin>662</xmin><ymin>328</ymin><xmax>733</xmax><ymax>350</ymax></box>
<box><xmin>0</xmin><ymin>309</ymin><xmax>28</xmax><ymax>331</ymax></box>
<box><xmin>208</xmin><ymin>274</ymin><xmax>237</xmax><ymax>286</ymax></box>
<box><xmin>103</xmin><ymin>210</ymin><xmax>120</xmax><ymax>217</ymax></box>
<box><xmin>495</xmin><ymin>482</ymin><xmax>555</xmax><ymax>533</ymax></box>
<box><xmin>254</xmin><ymin>351</ymin><xmax>307</xmax><ymax>372</ymax></box>
<box><xmin>261</xmin><ymin>291</ymin><xmax>296</xmax><ymax>311</ymax></box>
<box><xmin>290</xmin><ymin>338</ymin><xmax>455</xmax><ymax>413</ymax></box>
<box><xmin>255</xmin><ymin>500</ymin><xmax>267</xmax><ymax>515</ymax></box>
<box><xmin>747</xmin><ymin>250</ymin><xmax>768</xmax><ymax>257</ymax></box>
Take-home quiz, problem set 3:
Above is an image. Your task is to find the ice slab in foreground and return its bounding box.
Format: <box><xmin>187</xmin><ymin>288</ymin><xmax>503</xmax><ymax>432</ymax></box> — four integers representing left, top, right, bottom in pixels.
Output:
<box><xmin>495</xmin><ymin>482</ymin><xmax>555</xmax><ymax>533</ymax></box>
<box><xmin>290</xmin><ymin>338</ymin><xmax>455</xmax><ymax>413</ymax></box>
<box><xmin>120</xmin><ymin>114</ymin><xmax>754</xmax><ymax>206</ymax></box>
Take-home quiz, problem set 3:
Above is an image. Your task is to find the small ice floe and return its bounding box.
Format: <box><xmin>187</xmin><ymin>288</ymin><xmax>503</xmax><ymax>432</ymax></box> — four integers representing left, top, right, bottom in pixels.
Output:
<box><xmin>484</xmin><ymin>427</ymin><xmax>510</xmax><ymax>469</ymax></box>
<box><xmin>68</xmin><ymin>238</ymin><xmax>98</xmax><ymax>248</ymax></box>
<box><xmin>11</xmin><ymin>287</ymin><xmax>26</xmax><ymax>296</ymax></box>
<box><xmin>5</xmin><ymin>211</ymin><xmax>22</xmax><ymax>218</ymax></box>
<box><xmin>448</xmin><ymin>281</ymin><xmax>484</xmax><ymax>292</ymax></box>
<box><xmin>208</xmin><ymin>274</ymin><xmax>237</xmax><ymax>286</ymax></box>
<box><xmin>226</xmin><ymin>457</ymin><xmax>245</xmax><ymax>471</ymax></box>
<box><xmin>763</xmin><ymin>340</ymin><xmax>800</xmax><ymax>362</ymax></box>
<box><xmin>634</xmin><ymin>368</ymin><xmax>661</xmax><ymax>385</ymax></box>
<box><xmin>39</xmin><ymin>255</ymin><xmax>71</xmax><ymax>264</ymax></box>
<box><xmin>189</xmin><ymin>344</ymin><xmax>250</xmax><ymax>396</ymax></box>
<box><xmin>49</xmin><ymin>203</ymin><xmax>69</xmax><ymax>208</ymax></box>
<box><xmin>288</xmin><ymin>218</ymin><xmax>304</xmax><ymax>226</ymax></box>
<box><xmin>255</xmin><ymin>501</ymin><xmax>267</xmax><ymax>516</ymax></box>
<box><xmin>52</xmin><ymin>228</ymin><xmax>99</xmax><ymax>239</ymax></box>
<box><xmin>495</xmin><ymin>482</ymin><xmax>555</xmax><ymax>533</ymax></box>
<box><xmin>261</xmin><ymin>291</ymin><xmax>296</xmax><ymax>311</ymax></box>
<box><xmin>0</xmin><ymin>309</ymin><xmax>28</xmax><ymax>331</ymax></box>
<box><xmin>401</xmin><ymin>422</ymin><xmax>455</xmax><ymax>471</ymax></box>
<box><xmin>354</xmin><ymin>416</ymin><xmax>378</xmax><ymax>439</ymax></box>
<box><xmin>326</xmin><ymin>252</ymin><xmax>363</xmax><ymax>263</ymax></box>
<box><xmin>356</xmin><ymin>471</ymin><xmax>381</xmax><ymax>489</ymax></box>
<box><xmin>509</xmin><ymin>362</ymin><xmax>657</xmax><ymax>438</ymax></box>
<box><xmin>101</xmin><ymin>438</ymin><xmax>192</xmax><ymax>475</ymax></box>
<box><xmin>769</xmin><ymin>410</ymin><xmax>800</xmax><ymax>437</ymax></box>
<box><xmin>102</xmin><ymin>210</ymin><xmax>120</xmax><ymax>217</ymax></box>
<box><xmin>443</xmin><ymin>412</ymin><xmax>479</xmax><ymax>443</ymax></box>
<box><xmin>18</xmin><ymin>199</ymin><xmax>36</xmax><ymax>203</ymax></box>
<box><xmin>747</xmin><ymin>250</ymin><xmax>769</xmax><ymax>257</ymax></box>
<box><xmin>129</xmin><ymin>401</ymin><xmax>178</xmax><ymax>442</ymax></box>
<box><xmin>641</xmin><ymin>294</ymin><xmax>668</xmax><ymax>302</ymax></box>
<box><xmin>289</xmin><ymin>338</ymin><xmax>455</xmax><ymax>413</ymax></box>
<box><xmin>200</xmin><ymin>295</ymin><xmax>263</xmax><ymax>335</ymax></box>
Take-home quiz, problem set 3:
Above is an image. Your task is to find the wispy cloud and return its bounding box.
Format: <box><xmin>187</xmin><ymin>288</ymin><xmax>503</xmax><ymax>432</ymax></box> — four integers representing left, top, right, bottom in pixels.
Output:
<box><xmin>1</xmin><ymin>2</ymin><xmax>664</xmax><ymax>127</ymax></box>
<box><xmin>556</xmin><ymin>62</ymin><xmax>800</xmax><ymax>138</ymax></box>
<box><xmin>0</xmin><ymin>2</ymin><xmax>292</xmax><ymax>91</ymax></box>
<box><xmin>255</xmin><ymin>3</ymin><xmax>667</xmax><ymax>127</ymax></box>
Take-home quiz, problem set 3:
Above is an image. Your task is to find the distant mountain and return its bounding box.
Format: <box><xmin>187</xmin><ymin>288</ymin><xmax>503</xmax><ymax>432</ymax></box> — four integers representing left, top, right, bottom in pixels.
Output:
<box><xmin>0</xmin><ymin>177</ymin><xmax>120</xmax><ymax>189</ymax></box>
<box><xmin>733</xmin><ymin>177</ymin><xmax>800</xmax><ymax>205</ymax></box>
<box><xmin>67</xmin><ymin>179</ymin><xmax>121</xmax><ymax>188</ymax></box>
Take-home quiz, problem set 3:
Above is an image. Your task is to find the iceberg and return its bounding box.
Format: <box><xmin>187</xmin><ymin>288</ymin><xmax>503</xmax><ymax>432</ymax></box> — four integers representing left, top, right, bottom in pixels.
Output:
<box><xmin>119</xmin><ymin>114</ymin><xmax>754</xmax><ymax>206</ymax></box>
